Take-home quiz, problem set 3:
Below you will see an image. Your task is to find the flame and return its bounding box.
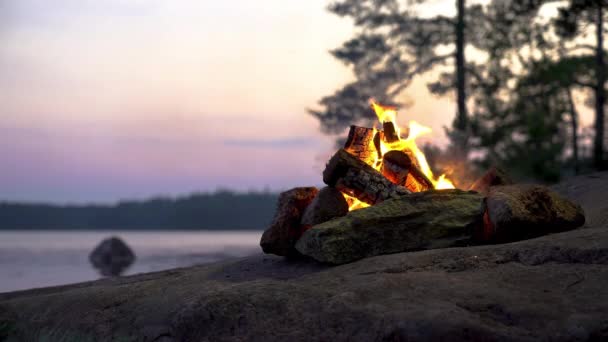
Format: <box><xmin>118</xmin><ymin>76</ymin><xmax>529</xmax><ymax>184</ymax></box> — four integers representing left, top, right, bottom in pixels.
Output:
<box><xmin>346</xmin><ymin>100</ymin><xmax>455</xmax><ymax>210</ymax></box>
<box><xmin>370</xmin><ymin>99</ymin><xmax>397</xmax><ymax>124</ymax></box>
<box><xmin>342</xmin><ymin>193</ymin><xmax>370</xmax><ymax>211</ymax></box>
<box><xmin>435</xmin><ymin>174</ymin><xmax>455</xmax><ymax>189</ymax></box>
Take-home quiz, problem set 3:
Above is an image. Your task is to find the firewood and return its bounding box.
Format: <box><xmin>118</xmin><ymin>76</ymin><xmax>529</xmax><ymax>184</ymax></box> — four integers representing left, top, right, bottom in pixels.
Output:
<box><xmin>260</xmin><ymin>187</ymin><xmax>319</xmax><ymax>257</ymax></box>
<box><xmin>301</xmin><ymin>186</ymin><xmax>349</xmax><ymax>226</ymax></box>
<box><xmin>395</xmin><ymin>152</ymin><xmax>434</xmax><ymax>192</ymax></box>
<box><xmin>382</xmin><ymin>121</ymin><xmax>400</xmax><ymax>143</ymax></box>
<box><xmin>373</xmin><ymin>130</ymin><xmax>384</xmax><ymax>162</ymax></box>
<box><xmin>381</xmin><ymin>150</ymin><xmax>411</xmax><ymax>185</ymax></box>
<box><xmin>323</xmin><ymin>149</ymin><xmax>411</xmax><ymax>205</ymax></box>
<box><xmin>344</xmin><ymin>125</ymin><xmax>377</xmax><ymax>164</ymax></box>
<box><xmin>405</xmin><ymin>169</ymin><xmax>434</xmax><ymax>192</ymax></box>
<box><xmin>343</xmin><ymin>124</ymin><xmax>432</xmax><ymax>192</ymax></box>
<box><xmin>381</xmin><ymin>150</ymin><xmax>433</xmax><ymax>192</ymax></box>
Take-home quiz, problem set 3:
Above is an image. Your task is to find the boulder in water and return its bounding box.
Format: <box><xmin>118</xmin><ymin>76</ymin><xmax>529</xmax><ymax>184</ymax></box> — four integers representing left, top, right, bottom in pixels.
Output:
<box><xmin>89</xmin><ymin>236</ymin><xmax>136</xmax><ymax>276</ymax></box>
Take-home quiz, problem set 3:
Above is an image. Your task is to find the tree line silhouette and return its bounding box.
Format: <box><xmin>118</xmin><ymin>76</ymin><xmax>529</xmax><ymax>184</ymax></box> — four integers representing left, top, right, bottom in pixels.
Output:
<box><xmin>0</xmin><ymin>190</ymin><xmax>278</xmax><ymax>230</ymax></box>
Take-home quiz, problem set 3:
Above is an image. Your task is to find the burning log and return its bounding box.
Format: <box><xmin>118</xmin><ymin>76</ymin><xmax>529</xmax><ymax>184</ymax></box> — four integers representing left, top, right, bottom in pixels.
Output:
<box><xmin>381</xmin><ymin>150</ymin><xmax>411</xmax><ymax>185</ymax></box>
<box><xmin>344</xmin><ymin>123</ymin><xmax>433</xmax><ymax>193</ymax></box>
<box><xmin>404</xmin><ymin>161</ymin><xmax>434</xmax><ymax>192</ymax></box>
<box><xmin>380</xmin><ymin>150</ymin><xmax>434</xmax><ymax>192</ymax></box>
<box><xmin>382</xmin><ymin>121</ymin><xmax>400</xmax><ymax>143</ymax></box>
<box><xmin>373</xmin><ymin>130</ymin><xmax>384</xmax><ymax>162</ymax></box>
<box><xmin>373</xmin><ymin>130</ymin><xmax>434</xmax><ymax>192</ymax></box>
<box><xmin>344</xmin><ymin>125</ymin><xmax>377</xmax><ymax>164</ymax></box>
<box><xmin>323</xmin><ymin>149</ymin><xmax>411</xmax><ymax>205</ymax></box>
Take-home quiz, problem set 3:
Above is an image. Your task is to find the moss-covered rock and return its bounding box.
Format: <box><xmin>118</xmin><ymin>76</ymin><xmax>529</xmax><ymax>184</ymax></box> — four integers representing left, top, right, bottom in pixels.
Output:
<box><xmin>295</xmin><ymin>189</ymin><xmax>484</xmax><ymax>264</ymax></box>
<box><xmin>481</xmin><ymin>184</ymin><xmax>585</xmax><ymax>242</ymax></box>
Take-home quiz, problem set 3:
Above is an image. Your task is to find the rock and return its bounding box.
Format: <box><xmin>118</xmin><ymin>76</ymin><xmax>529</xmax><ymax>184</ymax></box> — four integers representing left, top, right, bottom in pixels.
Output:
<box><xmin>2</xmin><ymin>228</ymin><xmax>608</xmax><ymax>341</ymax></box>
<box><xmin>1</xmin><ymin>173</ymin><xmax>605</xmax><ymax>341</ymax></box>
<box><xmin>550</xmin><ymin>171</ymin><xmax>608</xmax><ymax>228</ymax></box>
<box><xmin>479</xmin><ymin>184</ymin><xmax>586</xmax><ymax>243</ymax></box>
<box><xmin>260</xmin><ymin>187</ymin><xmax>318</xmax><ymax>257</ymax></box>
<box><xmin>469</xmin><ymin>166</ymin><xmax>514</xmax><ymax>194</ymax></box>
<box><xmin>89</xmin><ymin>236</ymin><xmax>136</xmax><ymax>277</ymax></box>
<box><xmin>300</xmin><ymin>186</ymin><xmax>349</xmax><ymax>226</ymax></box>
<box><xmin>295</xmin><ymin>189</ymin><xmax>484</xmax><ymax>264</ymax></box>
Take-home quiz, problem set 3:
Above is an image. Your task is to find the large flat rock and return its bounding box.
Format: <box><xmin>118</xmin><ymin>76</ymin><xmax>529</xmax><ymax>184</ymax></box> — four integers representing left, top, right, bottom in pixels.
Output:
<box><xmin>2</xmin><ymin>173</ymin><xmax>608</xmax><ymax>341</ymax></box>
<box><xmin>296</xmin><ymin>190</ymin><xmax>484</xmax><ymax>264</ymax></box>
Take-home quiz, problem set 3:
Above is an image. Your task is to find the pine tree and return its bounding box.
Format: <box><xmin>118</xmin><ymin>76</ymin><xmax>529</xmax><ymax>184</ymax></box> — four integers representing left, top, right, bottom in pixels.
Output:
<box><xmin>555</xmin><ymin>0</ymin><xmax>608</xmax><ymax>170</ymax></box>
<box><xmin>310</xmin><ymin>0</ymin><xmax>481</xmax><ymax>156</ymax></box>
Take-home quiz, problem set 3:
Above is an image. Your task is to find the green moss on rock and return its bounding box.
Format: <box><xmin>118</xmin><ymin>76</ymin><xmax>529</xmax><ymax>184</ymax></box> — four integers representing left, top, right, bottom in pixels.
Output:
<box><xmin>295</xmin><ymin>189</ymin><xmax>484</xmax><ymax>264</ymax></box>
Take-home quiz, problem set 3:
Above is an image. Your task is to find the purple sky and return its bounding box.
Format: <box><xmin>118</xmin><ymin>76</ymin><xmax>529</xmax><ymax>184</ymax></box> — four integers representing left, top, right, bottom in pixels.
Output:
<box><xmin>5</xmin><ymin>0</ymin><xmax>565</xmax><ymax>203</ymax></box>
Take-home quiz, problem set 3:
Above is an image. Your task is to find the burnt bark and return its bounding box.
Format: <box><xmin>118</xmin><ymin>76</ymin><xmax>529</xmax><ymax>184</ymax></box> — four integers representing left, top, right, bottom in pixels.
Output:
<box><xmin>344</xmin><ymin>125</ymin><xmax>377</xmax><ymax>163</ymax></box>
<box><xmin>324</xmin><ymin>149</ymin><xmax>411</xmax><ymax>205</ymax></box>
<box><xmin>382</xmin><ymin>121</ymin><xmax>400</xmax><ymax>143</ymax></box>
<box><xmin>260</xmin><ymin>187</ymin><xmax>319</xmax><ymax>257</ymax></box>
<box><xmin>301</xmin><ymin>186</ymin><xmax>349</xmax><ymax>227</ymax></box>
<box><xmin>404</xmin><ymin>160</ymin><xmax>434</xmax><ymax>192</ymax></box>
<box><xmin>381</xmin><ymin>150</ymin><xmax>411</xmax><ymax>185</ymax></box>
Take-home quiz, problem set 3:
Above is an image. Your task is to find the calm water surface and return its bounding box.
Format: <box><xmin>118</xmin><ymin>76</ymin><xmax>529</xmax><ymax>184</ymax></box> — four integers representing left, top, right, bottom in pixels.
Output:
<box><xmin>0</xmin><ymin>230</ymin><xmax>262</xmax><ymax>293</ymax></box>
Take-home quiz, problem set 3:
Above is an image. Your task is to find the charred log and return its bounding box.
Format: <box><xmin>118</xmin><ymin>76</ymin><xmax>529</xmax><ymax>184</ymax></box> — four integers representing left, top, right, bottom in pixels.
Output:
<box><xmin>393</xmin><ymin>152</ymin><xmax>435</xmax><ymax>192</ymax></box>
<box><xmin>405</xmin><ymin>169</ymin><xmax>434</xmax><ymax>192</ymax></box>
<box><xmin>381</xmin><ymin>150</ymin><xmax>411</xmax><ymax>185</ymax></box>
<box><xmin>382</xmin><ymin>121</ymin><xmax>400</xmax><ymax>143</ymax></box>
<box><xmin>260</xmin><ymin>187</ymin><xmax>319</xmax><ymax>257</ymax></box>
<box><xmin>373</xmin><ymin>130</ymin><xmax>384</xmax><ymax>162</ymax></box>
<box><xmin>344</xmin><ymin>125</ymin><xmax>377</xmax><ymax>164</ymax></box>
<box><xmin>323</xmin><ymin>149</ymin><xmax>411</xmax><ymax>205</ymax></box>
<box><xmin>301</xmin><ymin>186</ymin><xmax>349</xmax><ymax>227</ymax></box>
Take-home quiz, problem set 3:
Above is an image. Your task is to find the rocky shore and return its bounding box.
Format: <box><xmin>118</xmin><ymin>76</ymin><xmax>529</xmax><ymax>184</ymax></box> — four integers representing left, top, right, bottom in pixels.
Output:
<box><xmin>1</xmin><ymin>172</ymin><xmax>608</xmax><ymax>341</ymax></box>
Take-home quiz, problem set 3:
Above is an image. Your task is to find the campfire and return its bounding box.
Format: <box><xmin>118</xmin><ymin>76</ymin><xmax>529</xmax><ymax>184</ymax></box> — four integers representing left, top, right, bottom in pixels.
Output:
<box><xmin>335</xmin><ymin>99</ymin><xmax>454</xmax><ymax>211</ymax></box>
<box><xmin>260</xmin><ymin>100</ymin><xmax>586</xmax><ymax>264</ymax></box>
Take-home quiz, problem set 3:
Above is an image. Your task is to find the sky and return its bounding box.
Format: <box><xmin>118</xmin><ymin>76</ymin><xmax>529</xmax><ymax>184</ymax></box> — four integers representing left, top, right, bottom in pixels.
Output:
<box><xmin>1</xmin><ymin>0</ymin><xmax>580</xmax><ymax>203</ymax></box>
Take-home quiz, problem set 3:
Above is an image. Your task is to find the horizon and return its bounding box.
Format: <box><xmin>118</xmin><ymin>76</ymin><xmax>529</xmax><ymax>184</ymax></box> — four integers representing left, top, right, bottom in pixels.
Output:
<box><xmin>0</xmin><ymin>186</ymin><xmax>283</xmax><ymax>207</ymax></box>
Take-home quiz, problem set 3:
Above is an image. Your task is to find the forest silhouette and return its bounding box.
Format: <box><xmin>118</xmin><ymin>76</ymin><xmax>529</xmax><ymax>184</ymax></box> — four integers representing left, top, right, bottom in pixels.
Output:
<box><xmin>0</xmin><ymin>191</ymin><xmax>278</xmax><ymax>230</ymax></box>
<box><xmin>310</xmin><ymin>0</ymin><xmax>608</xmax><ymax>184</ymax></box>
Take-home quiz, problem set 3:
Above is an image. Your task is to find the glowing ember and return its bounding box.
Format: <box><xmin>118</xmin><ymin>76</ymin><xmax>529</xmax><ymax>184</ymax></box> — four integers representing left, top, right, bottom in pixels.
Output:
<box><xmin>344</xmin><ymin>100</ymin><xmax>455</xmax><ymax>210</ymax></box>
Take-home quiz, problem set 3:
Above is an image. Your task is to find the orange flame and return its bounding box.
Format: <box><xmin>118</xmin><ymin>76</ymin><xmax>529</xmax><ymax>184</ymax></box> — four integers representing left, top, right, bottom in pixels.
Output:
<box><xmin>346</xmin><ymin>100</ymin><xmax>455</xmax><ymax>210</ymax></box>
<box><xmin>342</xmin><ymin>193</ymin><xmax>370</xmax><ymax>211</ymax></box>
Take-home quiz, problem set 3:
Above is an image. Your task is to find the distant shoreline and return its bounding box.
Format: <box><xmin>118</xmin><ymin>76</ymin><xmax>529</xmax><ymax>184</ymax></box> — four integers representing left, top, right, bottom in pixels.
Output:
<box><xmin>0</xmin><ymin>190</ymin><xmax>278</xmax><ymax>230</ymax></box>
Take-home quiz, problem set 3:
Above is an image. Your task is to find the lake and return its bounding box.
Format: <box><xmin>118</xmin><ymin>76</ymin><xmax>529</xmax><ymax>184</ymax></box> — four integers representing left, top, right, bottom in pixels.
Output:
<box><xmin>0</xmin><ymin>230</ymin><xmax>262</xmax><ymax>293</ymax></box>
